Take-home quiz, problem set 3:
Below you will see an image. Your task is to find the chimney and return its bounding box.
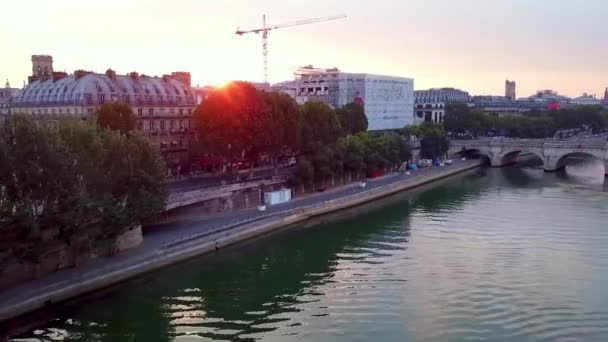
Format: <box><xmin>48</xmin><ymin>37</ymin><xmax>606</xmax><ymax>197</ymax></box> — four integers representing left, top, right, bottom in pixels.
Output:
<box><xmin>171</xmin><ymin>72</ymin><xmax>191</xmax><ymax>87</ymax></box>
<box><xmin>74</xmin><ymin>69</ymin><xmax>93</xmax><ymax>80</ymax></box>
<box><xmin>129</xmin><ymin>72</ymin><xmax>139</xmax><ymax>80</ymax></box>
<box><xmin>52</xmin><ymin>72</ymin><xmax>68</xmax><ymax>82</ymax></box>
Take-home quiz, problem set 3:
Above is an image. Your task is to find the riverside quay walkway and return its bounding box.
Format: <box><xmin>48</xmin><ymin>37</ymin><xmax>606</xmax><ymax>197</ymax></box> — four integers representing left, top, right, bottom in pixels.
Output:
<box><xmin>0</xmin><ymin>159</ymin><xmax>481</xmax><ymax>324</ymax></box>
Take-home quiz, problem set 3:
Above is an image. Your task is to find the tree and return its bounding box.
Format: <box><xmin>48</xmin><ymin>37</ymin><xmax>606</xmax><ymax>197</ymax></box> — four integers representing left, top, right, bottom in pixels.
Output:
<box><xmin>193</xmin><ymin>82</ymin><xmax>264</xmax><ymax>178</ymax></box>
<box><xmin>96</xmin><ymin>102</ymin><xmax>136</xmax><ymax>135</ymax></box>
<box><xmin>0</xmin><ymin>115</ymin><xmax>167</xmax><ymax>265</ymax></box>
<box><xmin>252</xmin><ymin>92</ymin><xmax>299</xmax><ymax>173</ymax></box>
<box><xmin>297</xmin><ymin>101</ymin><xmax>342</xmax><ymax>153</ymax></box>
<box><xmin>289</xmin><ymin>158</ymin><xmax>314</xmax><ymax>193</ymax></box>
<box><xmin>338</xmin><ymin>134</ymin><xmax>366</xmax><ymax>181</ymax></box>
<box><xmin>336</xmin><ymin>102</ymin><xmax>368</xmax><ymax>136</ymax></box>
<box><xmin>420</xmin><ymin>124</ymin><xmax>449</xmax><ymax>160</ymax></box>
<box><xmin>444</xmin><ymin>102</ymin><xmax>471</xmax><ymax>134</ymax></box>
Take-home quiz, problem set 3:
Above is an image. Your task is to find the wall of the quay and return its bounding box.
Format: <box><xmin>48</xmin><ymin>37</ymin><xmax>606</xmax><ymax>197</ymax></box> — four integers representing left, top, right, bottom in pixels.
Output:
<box><xmin>0</xmin><ymin>226</ymin><xmax>142</xmax><ymax>290</ymax></box>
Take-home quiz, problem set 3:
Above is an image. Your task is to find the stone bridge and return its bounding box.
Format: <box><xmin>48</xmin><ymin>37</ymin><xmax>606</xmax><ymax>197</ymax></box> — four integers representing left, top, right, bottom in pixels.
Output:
<box><xmin>449</xmin><ymin>138</ymin><xmax>608</xmax><ymax>174</ymax></box>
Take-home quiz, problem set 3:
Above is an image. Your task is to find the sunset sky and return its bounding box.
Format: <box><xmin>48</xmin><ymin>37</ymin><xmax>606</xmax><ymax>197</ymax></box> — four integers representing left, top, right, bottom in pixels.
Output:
<box><xmin>1</xmin><ymin>0</ymin><xmax>607</xmax><ymax>98</ymax></box>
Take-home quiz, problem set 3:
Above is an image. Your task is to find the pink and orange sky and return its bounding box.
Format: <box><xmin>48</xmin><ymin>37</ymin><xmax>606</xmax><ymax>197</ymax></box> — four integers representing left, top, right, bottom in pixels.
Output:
<box><xmin>1</xmin><ymin>0</ymin><xmax>607</xmax><ymax>97</ymax></box>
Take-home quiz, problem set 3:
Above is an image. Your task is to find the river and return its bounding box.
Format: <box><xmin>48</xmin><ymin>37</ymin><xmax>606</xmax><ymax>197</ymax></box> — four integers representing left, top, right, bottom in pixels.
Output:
<box><xmin>9</xmin><ymin>164</ymin><xmax>608</xmax><ymax>341</ymax></box>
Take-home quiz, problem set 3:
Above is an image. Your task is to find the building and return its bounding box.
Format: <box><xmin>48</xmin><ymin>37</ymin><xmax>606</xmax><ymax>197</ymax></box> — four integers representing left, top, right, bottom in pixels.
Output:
<box><xmin>14</xmin><ymin>55</ymin><xmax>196</xmax><ymax>167</ymax></box>
<box><xmin>0</xmin><ymin>80</ymin><xmax>21</xmax><ymax>115</ymax></box>
<box><xmin>414</xmin><ymin>87</ymin><xmax>470</xmax><ymax>124</ymax></box>
<box><xmin>470</xmin><ymin>95</ymin><xmax>534</xmax><ymax>117</ymax></box>
<box><xmin>192</xmin><ymin>86</ymin><xmax>215</xmax><ymax>105</ymax></box>
<box><xmin>505</xmin><ymin>79</ymin><xmax>516</xmax><ymax>100</ymax></box>
<box><xmin>570</xmin><ymin>93</ymin><xmax>602</xmax><ymax>106</ymax></box>
<box><xmin>277</xmin><ymin>66</ymin><xmax>415</xmax><ymax>131</ymax></box>
<box><xmin>524</xmin><ymin>89</ymin><xmax>570</xmax><ymax>109</ymax></box>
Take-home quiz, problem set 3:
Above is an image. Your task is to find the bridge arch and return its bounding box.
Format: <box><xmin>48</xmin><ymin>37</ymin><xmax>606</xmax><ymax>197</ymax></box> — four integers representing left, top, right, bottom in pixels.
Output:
<box><xmin>453</xmin><ymin>147</ymin><xmax>492</xmax><ymax>165</ymax></box>
<box><xmin>553</xmin><ymin>151</ymin><xmax>606</xmax><ymax>173</ymax></box>
<box><xmin>497</xmin><ymin>149</ymin><xmax>546</xmax><ymax>168</ymax></box>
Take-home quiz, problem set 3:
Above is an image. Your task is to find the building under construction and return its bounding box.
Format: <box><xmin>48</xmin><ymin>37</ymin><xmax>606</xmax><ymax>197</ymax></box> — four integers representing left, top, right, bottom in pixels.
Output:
<box><xmin>274</xmin><ymin>66</ymin><xmax>414</xmax><ymax>131</ymax></box>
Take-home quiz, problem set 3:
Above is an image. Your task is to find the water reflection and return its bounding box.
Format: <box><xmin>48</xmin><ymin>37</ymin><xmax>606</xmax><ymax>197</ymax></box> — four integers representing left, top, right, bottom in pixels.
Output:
<box><xmin>10</xmin><ymin>168</ymin><xmax>608</xmax><ymax>341</ymax></box>
<box><xmin>562</xmin><ymin>157</ymin><xmax>606</xmax><ymax>185</ymax></box>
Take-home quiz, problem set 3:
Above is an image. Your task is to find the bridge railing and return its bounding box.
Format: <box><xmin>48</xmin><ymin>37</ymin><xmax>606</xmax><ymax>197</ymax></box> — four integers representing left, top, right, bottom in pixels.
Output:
<box><xmin>451</xmin><ymin>138</ymin><xmax>608</xmax><ymax>149</ymax></box>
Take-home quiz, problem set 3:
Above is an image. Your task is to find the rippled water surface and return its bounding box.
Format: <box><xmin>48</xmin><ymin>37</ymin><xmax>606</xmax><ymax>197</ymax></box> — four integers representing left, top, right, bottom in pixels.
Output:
<box><xmin>11</xmin><ymin>166</ymin><xmax>608</xmax><ymax>341</ymax></box>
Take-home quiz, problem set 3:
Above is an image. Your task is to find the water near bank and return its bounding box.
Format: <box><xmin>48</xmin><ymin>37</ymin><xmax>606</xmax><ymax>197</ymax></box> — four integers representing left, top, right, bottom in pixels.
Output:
<box><xmin>10</xmin><ymin>166</ymin><xmax>608</xmax><ymax>341</ymax></box>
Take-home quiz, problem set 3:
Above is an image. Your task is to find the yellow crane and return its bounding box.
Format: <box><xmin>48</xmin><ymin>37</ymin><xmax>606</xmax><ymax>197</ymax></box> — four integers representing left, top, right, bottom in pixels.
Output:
<box><xmin>236</xmin><ymin>14</ymin><xmax>347</xmax><ymax>84</ymax></box>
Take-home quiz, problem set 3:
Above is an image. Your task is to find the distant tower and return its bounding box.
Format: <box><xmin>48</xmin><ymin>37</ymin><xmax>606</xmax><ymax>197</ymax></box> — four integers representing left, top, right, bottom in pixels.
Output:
<box><xmin>604</xmin><ymin>87</ymin><xmax>608</xmax><ymax>101</ymax></box>
<box><xmin>28</xmin><ymin>55</ymin><xmax>53</xmax><ymax>83</ymax></box>
<box><xmin>4</xmin><ymin>79</ymin><xmax>9</xmax><ymax>88</ymax></box>
<box><xmin>505</xmin><ymin>79</ymin><xmax>516</xmax><ymax>100</ymax></box>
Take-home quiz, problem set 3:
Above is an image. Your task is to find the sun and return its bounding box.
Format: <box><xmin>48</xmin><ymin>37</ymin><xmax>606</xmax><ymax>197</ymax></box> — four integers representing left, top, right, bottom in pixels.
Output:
<box><xmin>216</xmin><ymin>80</ymin><xmax>233</xmax><ymax>88</ymax></box>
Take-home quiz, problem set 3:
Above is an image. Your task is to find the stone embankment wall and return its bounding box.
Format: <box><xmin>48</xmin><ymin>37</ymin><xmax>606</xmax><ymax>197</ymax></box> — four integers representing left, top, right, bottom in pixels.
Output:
<box><xmin>0</xmin><ymin>226</ymin><xmax>142</xmax><ymax>290</ymax></box>
<box><xmin>155</xmin><ymin>179</ymin><xmax>286</xmax><ymax>225</ymax></box>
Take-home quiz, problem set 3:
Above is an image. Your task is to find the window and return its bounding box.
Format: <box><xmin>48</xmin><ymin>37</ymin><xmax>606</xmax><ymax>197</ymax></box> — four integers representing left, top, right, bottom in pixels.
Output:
<box><xmin>170</xmin><ymin>120</ymin><xmax>175</xmax><ymax>129</ymax></box>
<box><xmin>179</xmin><ymin>108</ymin><xmax>183</xmax><ymax>115</ymax></box>
<box><xmin>138</xmin><ymin>108</ymin><xmax>143</xmax><ymax>116</ymax></box>
<box><xmin>98</xmin><ymin>94</ymin><xmax>105</xmax><ymax>103</ymax></box>
<box><xmin>187</xmin><ymin>108</ymin><xmax>192</xmax><ymax>115</ymax></box>
<box><xmin>160</xmin><ymin>120</ymin><xmax>165</xmax><ymax>130</ymax></box>
<box><xmin>149</xmin><ymin>121</ymin><xmax>154</xmax><ymax>130</ymax></box>
<box><xmin>125</xmin><ymin>95</ymin><xmax>130</xmax><ymax>104</ymax></box>
<box><xmin>138</xmin><ymin>121</ymin><xmax>143</xmax><ymax>130</ymax></box>
<box><xmin>148</xmin><ymin>108</ymin><xmax>153</xmax><ymax>116</ymax></box>
<box><xmin>179</xmin><ymin>120</ymin><xmax>183</xmax><ymax>128</ymax></box>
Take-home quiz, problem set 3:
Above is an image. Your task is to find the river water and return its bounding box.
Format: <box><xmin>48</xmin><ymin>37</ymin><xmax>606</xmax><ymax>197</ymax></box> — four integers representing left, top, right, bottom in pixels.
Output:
<box><xmin>10</xmin><ymin>164</ymin><xmax>608</xmax><ymax>342</ymax></box>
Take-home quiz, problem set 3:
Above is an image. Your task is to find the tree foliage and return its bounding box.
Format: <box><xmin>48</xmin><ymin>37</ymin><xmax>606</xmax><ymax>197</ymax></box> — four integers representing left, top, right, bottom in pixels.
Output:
<box><xmin>336</xmin><ymin>102</ymin><xmax>368</xmax><ymax>136</ymax></box>
<box><xmin>297</xmin><ymin>101</ymin><xmax>343</xmax><ymax>153</ymax></box>
<box><xmin>192</xmin><ymin>84</ymin><xmax>412</xmax><ymax>190</ymax></box>
<box><xmin>444</xmin><ymin>102</ymin><xmax>608</xmax><ymax>138</ymax></box>
<box><xmin>419</xmin><ymin>123</ymin><xmax>450</xmax><ymax>159</ymax></box>
<box><xmin>0</xmin><ymin>115</ymin><xmax>167</xmax><ymax>263</ymax></box>
<box><xmin>96</xmin><ymin>102</ymin><xmax>136</xmax><ymax>135</ymax></box>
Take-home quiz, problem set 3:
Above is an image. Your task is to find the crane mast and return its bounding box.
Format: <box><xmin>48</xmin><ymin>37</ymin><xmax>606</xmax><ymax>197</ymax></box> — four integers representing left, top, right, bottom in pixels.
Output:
<box><xmin>236</xmin><ymin>14</ymin><xmax>347</xmax><ymax>84</ymax></box>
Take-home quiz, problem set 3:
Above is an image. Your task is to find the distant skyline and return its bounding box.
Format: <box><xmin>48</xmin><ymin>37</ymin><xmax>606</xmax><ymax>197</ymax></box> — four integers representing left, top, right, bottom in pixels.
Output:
<box><xmin>1</xmin><ymin>0</ymin><xmax>607</xmax><ymax>97</ymax></box>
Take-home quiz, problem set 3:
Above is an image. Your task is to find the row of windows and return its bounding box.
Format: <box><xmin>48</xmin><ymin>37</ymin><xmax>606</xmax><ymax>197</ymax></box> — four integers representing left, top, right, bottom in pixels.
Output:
<box><xmin>416</xmin><ymin>104</ymin><xmax>444</xmax><ymax>109</ymax></box>
<box><xmin>138</xmin><ymin>119</ymin><xmax>193</xmax><ymax>131</ymax></box>
<box><xmin>416</xmin><ymin>111</ymin><xmax>444</xmax><ymax>123</ymax></box>
<box><xmin>416</xmin><ymin>96</ymin><xmax>469</xmax><ymax>103</ymax></box>
<box><xmin>23</xmin><ymin>90</ymin><xmax>195</xmax><ymax>106</ymax></box>
<box><xmin>136</xmin><ymin>108</ymin><xmax>193</xmax><ymax>116</ymax></box>
<box><xmin>159</xmin><ymin>140</ymin><xmax>189</xmax><ymax>150</ymax></box>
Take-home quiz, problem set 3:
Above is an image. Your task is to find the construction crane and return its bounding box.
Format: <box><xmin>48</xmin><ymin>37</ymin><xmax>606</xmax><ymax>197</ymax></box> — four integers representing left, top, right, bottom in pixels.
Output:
<box><xmin>236</xmin><ymin>14</ymin><xmax>347</xmax><ymax>84</ymax></box>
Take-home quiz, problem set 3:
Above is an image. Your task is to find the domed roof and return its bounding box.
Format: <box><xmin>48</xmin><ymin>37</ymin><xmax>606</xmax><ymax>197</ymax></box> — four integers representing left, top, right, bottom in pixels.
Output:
<box><xmin>17</xmin><ymin>72</ymin><xmax>194</xmax><ymax>107</ymax></box>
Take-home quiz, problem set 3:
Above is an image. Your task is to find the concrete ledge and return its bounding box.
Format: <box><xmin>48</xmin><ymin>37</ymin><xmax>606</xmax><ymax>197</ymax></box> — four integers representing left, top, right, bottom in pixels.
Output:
<box><xmin>0</xmin><ymin>161</ymin><xmax>481</xmax><ymax>323</ymax></box>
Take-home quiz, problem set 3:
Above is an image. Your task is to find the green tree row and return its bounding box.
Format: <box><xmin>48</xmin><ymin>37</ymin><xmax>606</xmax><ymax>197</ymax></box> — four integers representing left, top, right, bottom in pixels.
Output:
<box><xmin>193</xmin><ymin>82</ymin><xmax>454</xmax><ymax>190</ymax></box>
<box><xmin>193</xmin><ymin>82</ymin><xmax>369</xmax><ymax>179</ymax></box>
<box><xmin>0</xmin><ymin>114</ymin><xmax>167</xmax><ymax>264</ymax></box>
<box><xmin>444</xmin><ymin>102</ymin><xmax>608</xmax><ymax>138</ymax></box>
